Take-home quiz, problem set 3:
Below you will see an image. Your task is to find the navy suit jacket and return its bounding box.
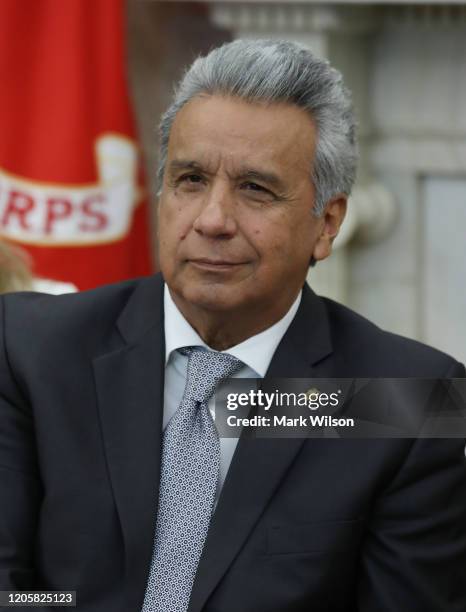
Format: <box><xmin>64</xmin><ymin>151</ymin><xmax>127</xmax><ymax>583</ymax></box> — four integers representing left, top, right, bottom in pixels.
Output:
<box><xmin>0</xmin><ymin>273</ymin><xmax>465</xmax><ymax>611</ymax></box>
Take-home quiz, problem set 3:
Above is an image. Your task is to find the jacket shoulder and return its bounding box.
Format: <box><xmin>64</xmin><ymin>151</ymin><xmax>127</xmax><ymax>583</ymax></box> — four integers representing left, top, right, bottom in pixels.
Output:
<box><xmin>321</xmin><ymin>297</ymin><xmax>464</xmax><ymax>377</ymax></box>
<box><xmin>0</xmin><ymin>277</ymin><xmax>149</xmax><ymax>363</ymax></box>
<box><xmin>4</xmin><ymin>277</ymin><xmax>138</xmax><ymax>327</ymax></box>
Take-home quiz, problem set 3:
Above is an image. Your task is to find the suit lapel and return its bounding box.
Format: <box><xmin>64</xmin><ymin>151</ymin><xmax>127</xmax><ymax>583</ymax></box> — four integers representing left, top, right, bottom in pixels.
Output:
<box><xmin>188</xmin><ymin>284</ymin><xmax>334</xmax><ymax>612</ymax></box>
<box><xmin>93</xmin><ymin>275</ymin><xmax>166</xmax><ymax>600</ymax></box>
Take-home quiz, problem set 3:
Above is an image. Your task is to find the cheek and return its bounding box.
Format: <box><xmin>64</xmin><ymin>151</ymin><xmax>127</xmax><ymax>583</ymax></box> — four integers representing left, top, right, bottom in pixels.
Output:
<box><xmin>254</xmin><ymin>217</ymin><xmax>313</xmax><ymax>269</ymax></box>
<box><xmin>250</xmin><ymin>228</ymin><xmax>290</xmax><ymax>271</ymax></box>
<box><xmin>159</xmin><ymin>203</ymin><xmax>192</xmax><ymax>245</ymax></box>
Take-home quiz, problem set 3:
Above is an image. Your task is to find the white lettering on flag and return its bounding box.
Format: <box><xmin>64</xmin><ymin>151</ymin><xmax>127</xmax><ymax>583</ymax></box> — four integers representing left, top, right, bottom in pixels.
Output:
<box><xmin>0</xmin><ymin>134</ymin><xmax>141</xmax><ymax>245</ymax></box>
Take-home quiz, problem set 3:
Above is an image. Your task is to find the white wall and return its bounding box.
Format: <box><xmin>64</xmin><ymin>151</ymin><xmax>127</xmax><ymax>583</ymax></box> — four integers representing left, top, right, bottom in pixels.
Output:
<box><xmin>347</xmin><ymin>10</ymin><xmax>466</xmax><ymax>363</ymax></box>
<box><xmin>422</xmin><ymin>177</ymin><xmax>466</xmax><ymax>364</ymax></box>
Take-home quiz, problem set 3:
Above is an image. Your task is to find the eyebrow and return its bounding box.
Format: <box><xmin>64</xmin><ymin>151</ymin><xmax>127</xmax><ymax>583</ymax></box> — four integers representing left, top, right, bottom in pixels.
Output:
<box><xmin>168</xmin><ymin>160</ymin><xmax>286</xmax><ymax>192</ymax></box>
<box><xmin>168</xmin><ymin>160</ymin><xmax>206</xmax><ymax>174</ymax></box>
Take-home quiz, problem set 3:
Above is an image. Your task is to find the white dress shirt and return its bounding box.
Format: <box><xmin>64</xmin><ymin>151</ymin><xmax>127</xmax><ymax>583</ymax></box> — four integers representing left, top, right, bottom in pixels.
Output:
<box><xmin>163</xmin><ymin>285</ymin><xmax>302</xmax><ymax>501</ymax></box>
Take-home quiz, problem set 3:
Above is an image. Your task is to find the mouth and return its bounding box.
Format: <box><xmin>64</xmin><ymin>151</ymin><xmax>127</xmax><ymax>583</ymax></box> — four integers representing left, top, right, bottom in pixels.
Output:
<box><xmin>188</xmin><ymin>258</ymin><xmax>247</xmax><ymax>272</ymax></box>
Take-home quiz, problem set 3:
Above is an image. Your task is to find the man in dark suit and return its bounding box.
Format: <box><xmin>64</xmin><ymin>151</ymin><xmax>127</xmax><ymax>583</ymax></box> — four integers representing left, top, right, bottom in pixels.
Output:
<box><xmin>1</xmin><ymin>39</ymin><xmax>465</xmax><ymax>611</ymax></box>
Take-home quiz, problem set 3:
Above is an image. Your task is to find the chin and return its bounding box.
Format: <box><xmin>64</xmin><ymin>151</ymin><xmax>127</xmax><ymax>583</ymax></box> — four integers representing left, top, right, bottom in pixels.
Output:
<box><xmin>179</xmin><ymin>284</ymin><xmax>240</xmax><ymax>312</ymax></box>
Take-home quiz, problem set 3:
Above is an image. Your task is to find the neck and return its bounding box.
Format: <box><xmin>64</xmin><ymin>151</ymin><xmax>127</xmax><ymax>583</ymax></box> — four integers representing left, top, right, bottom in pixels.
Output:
<box><xmin>170</xmin><ymin>291</ymin><xmax>300</xmax><ymax>351</ymax></box>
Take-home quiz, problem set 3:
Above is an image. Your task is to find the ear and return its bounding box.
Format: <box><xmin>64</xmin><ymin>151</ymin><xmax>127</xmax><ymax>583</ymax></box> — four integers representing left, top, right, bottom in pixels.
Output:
<box><xmin>312</xmin><ymin>195</ymin><xmax>348</xmax><ymax>263</ymax></box>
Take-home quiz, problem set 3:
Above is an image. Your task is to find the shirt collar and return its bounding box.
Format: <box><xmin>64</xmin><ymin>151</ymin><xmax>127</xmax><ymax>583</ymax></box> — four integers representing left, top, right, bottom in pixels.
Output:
<box><xmin>164</xmin><ymin>285</ymin><xmax>302</xmax><ymax>377</ymax></box>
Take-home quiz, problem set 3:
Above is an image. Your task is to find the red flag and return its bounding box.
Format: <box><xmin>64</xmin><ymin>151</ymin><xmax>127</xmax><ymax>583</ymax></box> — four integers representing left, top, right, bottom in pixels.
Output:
<box><xmin>0</xmin><ymin>0</ymin><xmax>153</xmax><ymax>290</ymax></box>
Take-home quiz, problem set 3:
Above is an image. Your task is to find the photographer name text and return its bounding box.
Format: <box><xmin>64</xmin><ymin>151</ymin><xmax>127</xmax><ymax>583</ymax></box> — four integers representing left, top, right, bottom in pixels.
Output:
<box><xmin>226</xmin><ymin>414</ymin><xmax>354</xmax><ymax>428</ymax></box>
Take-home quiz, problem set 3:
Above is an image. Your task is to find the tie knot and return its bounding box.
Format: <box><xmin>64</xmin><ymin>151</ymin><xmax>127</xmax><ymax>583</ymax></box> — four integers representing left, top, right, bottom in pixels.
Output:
<box><xmin>179</xmin><ymin>346</ymin><xmax>243</xmax><ymax>403</ymax></box>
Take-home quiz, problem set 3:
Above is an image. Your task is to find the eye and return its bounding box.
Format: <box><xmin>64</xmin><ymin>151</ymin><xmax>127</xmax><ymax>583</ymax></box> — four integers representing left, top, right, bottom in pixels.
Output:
<box><xmin>240</xmin><ymin>181</ymin><xmax>277</xmax><ymax>202</ymax></box>
<box><xmin>173</xmin><ymin>173</ymin><xmax>206</xmax><ymax>192</ymax></box>
<box><xmin>180</xmin><ymin>173</ymin><xmax>204</xmax><ymax>184</ymax></box>
<box><xmin>242</xmin><ymin>182</ymin><xmax>266</xmax><ymax>192</ymax></box>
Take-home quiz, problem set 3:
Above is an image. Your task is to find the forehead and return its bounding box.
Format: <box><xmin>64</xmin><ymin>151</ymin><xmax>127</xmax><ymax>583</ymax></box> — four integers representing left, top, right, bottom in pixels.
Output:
<box><xmin>167</xmin><ymin>95</ymin><xmax>317</xmax><ymax>175</ymax></box>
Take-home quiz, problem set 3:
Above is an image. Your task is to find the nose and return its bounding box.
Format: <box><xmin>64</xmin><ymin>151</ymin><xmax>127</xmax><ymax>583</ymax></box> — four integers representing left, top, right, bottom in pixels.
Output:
<box><xmin>193</xmin><ymin>181</ymin><xmax>237</xmax><ymax>238</ymax></box>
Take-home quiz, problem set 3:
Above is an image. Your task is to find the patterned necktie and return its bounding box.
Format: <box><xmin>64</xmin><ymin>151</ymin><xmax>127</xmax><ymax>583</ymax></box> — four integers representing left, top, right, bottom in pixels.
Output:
<box><xmin>141</xmin><ymin>346</ymin><xmax>243</xmax><ymax>612</ymax></box>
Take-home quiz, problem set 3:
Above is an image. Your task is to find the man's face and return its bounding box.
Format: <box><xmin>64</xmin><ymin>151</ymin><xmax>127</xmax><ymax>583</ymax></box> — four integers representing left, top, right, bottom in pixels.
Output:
<box><xmin>158</xmin><ymin>95</ymin><xmax>344</xmax><ymax>319</ymax></box>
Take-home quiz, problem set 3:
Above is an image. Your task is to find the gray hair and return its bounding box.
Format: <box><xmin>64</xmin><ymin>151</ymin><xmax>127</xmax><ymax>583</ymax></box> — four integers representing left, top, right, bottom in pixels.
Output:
<box><xmin>157</xmin><ymin>39</ymin><xmax>358</xmax><ymax>216</ymax></box>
